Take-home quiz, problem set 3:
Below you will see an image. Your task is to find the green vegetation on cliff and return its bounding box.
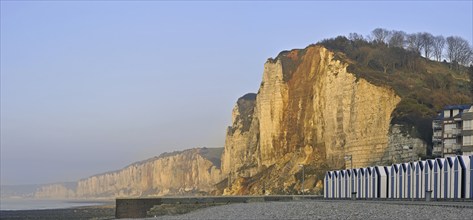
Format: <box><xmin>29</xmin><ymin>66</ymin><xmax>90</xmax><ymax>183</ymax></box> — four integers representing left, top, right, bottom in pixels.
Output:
<box><xmin>318</xmin><ymin>35</ymin><xmax>472</xmax><ymax>146</ymax></box>
<box><xmin>272</xmin><ymin>30</ymin><xmax>472</xmax><ymax>148</ymax></box>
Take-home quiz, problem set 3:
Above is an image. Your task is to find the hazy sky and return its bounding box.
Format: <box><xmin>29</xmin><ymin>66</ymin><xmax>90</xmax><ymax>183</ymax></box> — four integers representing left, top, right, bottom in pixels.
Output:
<box><xmin>1</xmin><ymin>1</ymin><xmax>472</xmax><ymax>185</ymax></box>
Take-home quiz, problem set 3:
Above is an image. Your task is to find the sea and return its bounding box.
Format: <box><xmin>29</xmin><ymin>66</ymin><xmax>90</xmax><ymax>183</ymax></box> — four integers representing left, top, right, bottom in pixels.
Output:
<box><xmin>0</xmin><ymin>198</ymin><xmax>107</xmax><ymax>211</ymax></box>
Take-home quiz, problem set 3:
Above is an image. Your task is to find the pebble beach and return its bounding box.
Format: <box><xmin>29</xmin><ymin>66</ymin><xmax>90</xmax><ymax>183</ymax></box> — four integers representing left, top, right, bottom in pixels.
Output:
<box><xmin>156</xmin><ymin>200</ymin><xmax>473</xmax><ymax>220</ymax></box>
<box><xmin>1</xmin><ymin>200</ymin><xmax>473</xmax><ymax>219</ymax></box>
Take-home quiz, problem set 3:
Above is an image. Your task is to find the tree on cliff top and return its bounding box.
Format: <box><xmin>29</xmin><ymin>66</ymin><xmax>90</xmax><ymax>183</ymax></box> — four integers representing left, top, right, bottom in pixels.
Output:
<box><xmin>318</xmin><ymin>31</ymin><xmax>472</xmax><ymax>145</ymax></box>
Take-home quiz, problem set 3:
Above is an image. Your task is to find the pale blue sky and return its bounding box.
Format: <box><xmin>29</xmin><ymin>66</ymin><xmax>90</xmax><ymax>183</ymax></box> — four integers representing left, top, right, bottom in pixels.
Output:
<box><xmin>1</xmin><ymin>1</ymin><xmax>472</xmax><ymax>185</ymax></box>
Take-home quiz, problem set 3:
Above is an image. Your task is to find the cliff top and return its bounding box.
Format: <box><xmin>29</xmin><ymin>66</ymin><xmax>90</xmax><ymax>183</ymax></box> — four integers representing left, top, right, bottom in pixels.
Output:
<box><xmin>198</xmin><ymin>147</ymin><xmax>224</xmax><ymax>169</ymax></box>
<box><xmin>238</xmin><ymin>93</ymin><xmax>257</xmax><ymax>101</ymax></box>
<box><xmin>83</xmin><ymin>147</ymin><xmax>224</xmax><ymax>179</ymax></box>
<box><xmin>270</xmin><ymin>38</ymin><xmax>472</xmax><ymax>145</ymax></box>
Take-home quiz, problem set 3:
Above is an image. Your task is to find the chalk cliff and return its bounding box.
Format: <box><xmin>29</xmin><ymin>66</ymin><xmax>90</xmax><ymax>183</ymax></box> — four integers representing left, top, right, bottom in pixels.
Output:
<box><xmin>221</xmin><ymin>46</ymin><xmax>427</xmax><ymax>195</ymax></box>
<box><xmin>34</xmin><ymin>183</ymin><xmax>76</xmax><ymax>198</ymax></box>
<box><xmin>34</xmin><ymin>43</ymin><xmax>457</xmax><ymax>198</ymax></box>
<box><xmin>34</xmin><ymin>148</ymin><xmax>223</xmax><ymax>199</ymax></box>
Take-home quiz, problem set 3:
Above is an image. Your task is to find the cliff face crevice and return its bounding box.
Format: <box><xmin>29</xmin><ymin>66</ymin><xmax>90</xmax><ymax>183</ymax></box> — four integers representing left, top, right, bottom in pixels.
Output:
<box><xmin>222</xmin><ymin>46</ymin><xmax>426</xmax><ymax>194</ymax></box>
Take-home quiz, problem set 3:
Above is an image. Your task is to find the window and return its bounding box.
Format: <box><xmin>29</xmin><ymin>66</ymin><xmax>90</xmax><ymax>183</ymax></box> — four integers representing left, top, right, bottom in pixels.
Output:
<box><xmin>444</xmin><ymin>123</ymin><xmax>456</xmax><ymax>131</ymax></box>
<box><xmin>464</xmin><ymin>136</ymin><xmax>473</xmax><ymax>146</ymax></box>
<box><xmin>444</xmin><ymin>139</ymin><xmax>457</xmax><ymax>146</ymax></box>
<box><xmin>463</xmin><ymin>120</ymin><xmax>472</xmax><ymax>130</ymax></box>
<box><xmin>444</xmin><ymin>110</ymin><xmax>451</xmax><ymax>118</ymax></box>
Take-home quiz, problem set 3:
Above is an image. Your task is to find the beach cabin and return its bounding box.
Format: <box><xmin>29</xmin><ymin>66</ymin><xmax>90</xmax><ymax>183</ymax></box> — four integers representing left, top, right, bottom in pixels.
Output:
<box><xmin>433</xmin><ymin>158</ymin><xmax>445</xmax><ymax>199</ymax></box>
<box><xmin>406</xmin><ymin>162</ymin><xmax>415</xmax><ymax>199</ymax></box>
<box><xmin>425</xmin><ymin>160</ymin><xmax>435</xmax><ymax>197</ymax></box>
<box><xmin>334</xmin><ymin>170</ymin><xmax>340</xmax><ymax>198</ymax></box>
<box><xmin>372</xmin><ymin>166</ymin><xmax>388</xmax><ymax>198</ymax></box>
<box><xmin>351</xmin><ymin>169</ymin><xmax>358</xmax><ymax>198</ymax></box>
<box><xmin>345</xmin><ymin>170</ymin><xmax>351</xmax><ymax>198</ymax></box>
<box><xmin>390</xmin><ymin>164</ymin><xmax>400</xmax><ymax>198</ymax></box>
<box><xmin>364</xmin><ymin>167</ymin><xmax>372</xmax><ymax>198</ymax></box>
<box><xmin>324</xmin><ymin>172</ymin><xmax>331</xmax><ymax>198</ymax></box>
<box><xmin>385</xmin><ymin>166</ymin><xmax>391</xmax><ymax>198</ymax></box>
<box><xmin>399</xmin><ymin>163</ymin><xmax>408</xmax><ymax>198</ymax></box>
<box><xmin>453</xmin><ymin>156</ymin><xmax>467</xmax><ymax>198</ymax></box>
<box><xmin>331</xmin><ymin>171</ymin><xmax>336</xmax><ymax>198</ymax></box>
<box><xmin>443</xmin><ymin>157</ymin><xmax>454</xmax><ymax>198</ymax></box>
<box><xmin>340</xmin><ymin>170</ymin><xmax>346</xmax><ymax>198</ymax></box>
<box><xmin>357</xmin><ymin>168</ymin><xmax>365</xmax><ymax>198</ymax></box>
<box><xmin>468</xmin><ymin>155</ymin><xmax>473</xmax><ymax>199</ymax></box>
<box><xmin>370</xmin><ymin>167</ymin><xmax>377</xmax><ymax>198</ymax></box>
<box><xmin>415</xmin><ymin>161</ymin><xmax>426</xmax><ymax>198</ymax></box>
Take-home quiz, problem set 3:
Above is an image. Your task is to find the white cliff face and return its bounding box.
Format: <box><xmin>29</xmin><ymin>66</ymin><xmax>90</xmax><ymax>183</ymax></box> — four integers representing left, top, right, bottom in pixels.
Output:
<box><xmin>221</xmin><ymin>94</ymin><xmax>259</xmax><ymax>177</ymax></box>
<box><xmin>75</xmin><ymin>148</ymin><xmax>223</xmax><ymax>198</ymax></box>
<box><xmin>35</xmin><ymin>148</ymin><xmax>223</xmax><ymax>199</ymax></box>
<box><xmin>221</xmin><ymin>46</ymin><xmax>427</xmax><ymax>194</ymax></box>
<box><xmin>257</xmin><ymin>59</ymin><xmax>287</xmax><ymax>167</ymax></box>
<box><xmin>34</xmin><ymin>184</ymin><xmax>76</xmax><ymax>198</ymax></box>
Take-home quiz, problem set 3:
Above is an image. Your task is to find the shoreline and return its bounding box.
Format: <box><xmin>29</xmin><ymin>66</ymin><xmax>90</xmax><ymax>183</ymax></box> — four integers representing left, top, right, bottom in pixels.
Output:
<box><xmin>0</xmin><ymin>204</ymin><xmax>116</xmax><ymax>220</ymax></box>
<box><xmin>2</xmin><ymin>199</ymin><xmax>473</xmax><ymax>219</ymax></box>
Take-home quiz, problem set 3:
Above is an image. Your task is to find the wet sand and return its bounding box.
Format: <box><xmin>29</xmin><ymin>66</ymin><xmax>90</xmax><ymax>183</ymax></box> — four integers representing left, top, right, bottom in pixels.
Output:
<box><xmin>0</xmin><ymin>204</ymin><xmax>115</xmax><ymax>220</ymax></box>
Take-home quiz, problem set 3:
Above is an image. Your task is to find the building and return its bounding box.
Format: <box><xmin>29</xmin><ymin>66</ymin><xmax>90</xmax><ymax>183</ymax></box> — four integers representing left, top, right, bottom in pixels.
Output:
<box><xmin>432</xmin><ymin>105</ymin><xmax>473</xmax><ymax>157</ymax></box>
<box><xmin>462</xmin><ymin>106</ymin><xmax>473</xmax><ymax>156</ymax></box>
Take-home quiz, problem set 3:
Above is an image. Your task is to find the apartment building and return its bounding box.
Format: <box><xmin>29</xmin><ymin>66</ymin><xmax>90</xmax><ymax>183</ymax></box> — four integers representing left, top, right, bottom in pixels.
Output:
<box><xmin>462</xmin><ymin>106</ymin><xmax>473</xmax><ymax>156</ymax></box>
<box><xmin>432</xmin><ymin>105</ymin><xmax>473</xmax><ymax>157</ymax></box>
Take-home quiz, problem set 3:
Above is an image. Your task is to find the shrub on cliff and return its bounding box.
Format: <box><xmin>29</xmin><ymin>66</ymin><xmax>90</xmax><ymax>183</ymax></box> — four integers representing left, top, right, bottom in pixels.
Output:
<box><xmin>319</xmin><ymin>35</ymin><xmax>472</xmax><ymax>145</ymax></box>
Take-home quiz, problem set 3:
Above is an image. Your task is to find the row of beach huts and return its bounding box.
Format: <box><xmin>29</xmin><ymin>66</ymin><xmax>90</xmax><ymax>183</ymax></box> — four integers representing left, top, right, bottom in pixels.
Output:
<box><xmin>324</xmin><ymin>155</ymin><xmax>472</xmax><ymax>199</ymax></box>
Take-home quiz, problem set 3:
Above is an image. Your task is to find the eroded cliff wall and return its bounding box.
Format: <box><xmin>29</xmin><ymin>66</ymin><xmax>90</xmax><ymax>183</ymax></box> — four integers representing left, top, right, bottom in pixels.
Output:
<box><xmin>34</xmin><ymin>183</ymin><xmax>76</xmax><ymax>199</ymax></box>
<box><xmin>221</xmin><ymin>46</ymin><xmax>426</xmax><ymax>195</ymax></box>
<box><xmin>34</xmin><ymin>148</ymin><xmax>223</xmax><ymax>199</ymax></box>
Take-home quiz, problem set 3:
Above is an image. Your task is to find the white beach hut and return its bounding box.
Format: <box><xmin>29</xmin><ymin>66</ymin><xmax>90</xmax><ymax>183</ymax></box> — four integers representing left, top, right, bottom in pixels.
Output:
<box><xmin>364</xmin><ymin>167</ymin><xmax>372</xmax><ymax>198</ymax></box>
<box><xmin>399</xmin><ymin>163</ymin><xmax>408</xmax><ymax>198</ymax></box>
<box><xmin>370</xmin><ymin>167</ymin><xmax>377</xmax><ymax>198</ymax></box>
<box><xmin>406</xmin><ymin>162</ymin><xmax>416</xmax><ymax>199</ymax></box>
<box><xmin>443</xmin><ymin>157</ymin><xmax>454</xmax><ymax>198</ymax></box>
<box><xmin>340</xmin><ymin>170</ymin><xmax>346</xmax><ymax>198</ymax></box>
<box><xmin>350</xmin><ymin>169</ymin><xmax>358</xmax><ymax>198</ymax></box>
<box><xmin>433</xmin><ymin>158</ymin><xmax>445</xmax><ymax>199</ymax></box>
<box><xmin>390</xmin><ymin>164</ymin><xmax>400</xmax><ymax>198</ymax></box>
<box><xmin>373</xmin><ymin>166</ymin><xmax>388</xmax><ymax>198</ymax></box>
<box><xmin>425</xmin><ymin>159</ymin><xmax>435</xmax><ymax>197</ymax></box>
<box><xmin>453</xmin><ymin>156</ymin><xmax>467</xmax><ymax>199</ymax></box>
<box><xmin>334</xmin><ymin>170</ymin><xmax>341</xmax><ymax>198</ymax></box>
<box><xmin>324</xmin><ymin>172</ymin><xmax>331</xmax><ymax>198</ymax></box>
<box><xmin>415</xmin><ymin>161</ymin><xmax>426</xmax><ymax>198</ymax></box>
<box><xmin>384</xmin><ymin>166</ymin><xmax>391</xmax><ymax>198</ymax></box>
<box><xmin>468</xmin><ymin>155</ymin><xmax>472</xmax><ymax>199</ymax></box>
<box><xmin>345</xmin><ymin>169</ymin><xmax>351</xmax><ymax>198</ymax></box>
<box><xmin>357</xmin><ymin>168</ymin><xmax>365</xmax><ymax>199</ymax></box>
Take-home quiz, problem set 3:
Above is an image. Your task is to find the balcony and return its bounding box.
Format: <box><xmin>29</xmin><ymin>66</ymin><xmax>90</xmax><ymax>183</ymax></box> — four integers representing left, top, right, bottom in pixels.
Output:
<box><xmin>444</xmin><ymin>128</ymin><xmax>462</xmax><ymax>137</ymax></box>
<box><xmin>432</xmin><ymin>146</ymin><xmax>443</xmax><ymax>155</ymax></box>
<box><xmin>453</xmin><ymin>128</ymin><xmax>462</xmax><ymax>136</ymax></box>
<box><xmin>452</xmin><ymin>143</ymin><xmax>462</xmax><ymax>150</ymax></box>
<box><xmin>433</xmin><ymin>121</ymin><xmax>442</xmax><ymax>130</ymax></box>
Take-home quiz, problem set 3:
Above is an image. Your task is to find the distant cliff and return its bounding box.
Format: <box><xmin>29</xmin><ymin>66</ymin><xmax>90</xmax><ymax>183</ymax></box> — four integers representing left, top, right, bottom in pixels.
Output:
<box><xmin>35</xmin><ymin>183</ymin><xmax>77</xmax><ymax>198</ymax></box>
<box><xmin>220</xmin><ymin>46</ymin><xmax>428</xmax><ymax>195</ymax></box>
<box><xmin>34</xmin><ymin>148</ymin><xmax>223</xmax><ymax>199</ymax></box>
